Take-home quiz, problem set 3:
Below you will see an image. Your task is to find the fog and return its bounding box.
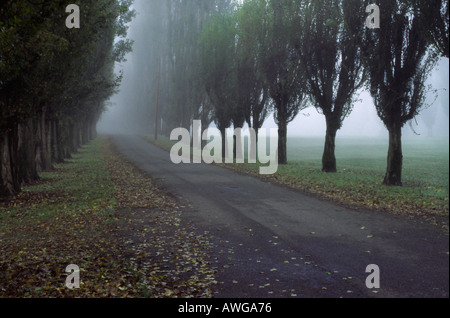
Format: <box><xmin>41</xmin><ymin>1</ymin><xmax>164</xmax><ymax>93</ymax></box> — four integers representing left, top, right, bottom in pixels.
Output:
<box><xmin>98</xmin><ymin>1</ymin><xmax>449</xmax><ymax>141</ymax></box>
<box><xmin>280</xmin><ymin>59</ymin><xmax>449</xmax><ymax>139</ymax></box>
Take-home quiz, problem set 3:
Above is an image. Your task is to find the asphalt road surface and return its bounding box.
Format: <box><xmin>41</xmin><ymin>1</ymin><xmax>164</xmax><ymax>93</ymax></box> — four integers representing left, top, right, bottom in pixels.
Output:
<box><xmin>110</xmin><ymin>134</ymin><xmax>449</xmax><ymax>298</ymax></box>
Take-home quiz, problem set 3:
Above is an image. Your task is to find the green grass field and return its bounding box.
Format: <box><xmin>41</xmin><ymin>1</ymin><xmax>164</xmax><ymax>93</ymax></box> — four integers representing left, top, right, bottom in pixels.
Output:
<box><xmin>287</xmin><ymin>136</ymin><xmax>449</xmax><ymax>190</ymax></box>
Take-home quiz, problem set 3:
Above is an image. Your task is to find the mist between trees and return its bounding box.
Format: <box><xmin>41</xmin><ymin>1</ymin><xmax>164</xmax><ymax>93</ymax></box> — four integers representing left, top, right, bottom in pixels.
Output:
<box><xmin>102</xmin><ymin>0</ymin><xmax>448</xmax><ymax>187</ymax></box>
<box><xmin>1</xmin><ymin>0</ymin><xmax>449</xmax><ymax>197</ymax></box>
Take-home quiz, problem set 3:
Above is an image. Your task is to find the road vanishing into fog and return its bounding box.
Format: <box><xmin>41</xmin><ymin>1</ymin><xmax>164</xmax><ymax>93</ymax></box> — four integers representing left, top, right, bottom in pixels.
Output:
<box><xmin>110</xmin><ymin>134</ymin><xmax>449</xmax><ymax>298</ymax></box>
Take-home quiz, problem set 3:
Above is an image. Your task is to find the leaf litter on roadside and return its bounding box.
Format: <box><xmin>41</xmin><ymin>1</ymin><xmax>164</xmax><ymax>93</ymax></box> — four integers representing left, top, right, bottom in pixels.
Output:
<box><xmin>0</xmin><ymin>137</ymin><xmax>217</xmax><ymax>298</ymax></box>
<box><xmin>102</xmin><ymin>137</ymin><xmax>217</xmax><ymax>298</ymax></box>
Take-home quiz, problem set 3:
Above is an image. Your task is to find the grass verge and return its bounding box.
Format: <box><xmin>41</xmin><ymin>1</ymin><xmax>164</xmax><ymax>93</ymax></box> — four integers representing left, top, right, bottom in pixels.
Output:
<box><xmin>0</xmin><ymin>136</ymin><xmax>216</xmax><ymax>298</ymax></box>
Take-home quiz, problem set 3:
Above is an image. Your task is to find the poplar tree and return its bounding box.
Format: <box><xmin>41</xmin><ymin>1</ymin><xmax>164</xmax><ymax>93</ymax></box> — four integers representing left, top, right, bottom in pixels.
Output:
<box><xmin>361</xmin><ymin>0</ymin><xmax>438</xmax><ymax>186</ymax></box>
<box><xmin>235</xmin><ymin>0</ymin><xmax>270</xmax><ymax>159</ymax></box>
<box><xmin>262</xmin><ymin>0</ymin><xmax>308</xmax><ymax>165</ymax></box>
<box><xmin>298</xmin><ymin>0</ymin><xmax>366</xmax><ymax>172</ymax></box>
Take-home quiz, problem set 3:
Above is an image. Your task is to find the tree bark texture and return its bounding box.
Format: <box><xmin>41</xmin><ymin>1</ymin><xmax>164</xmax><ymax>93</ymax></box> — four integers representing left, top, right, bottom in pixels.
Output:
<box><xmin>18</xmin><ymin>118</ymin><xmax>39</xmax><ymax>184</ymax></box>
<box><xmin>0</xmin><ymin>127</ymin><xmax>20</xmax><ymax>197</ymax></box>
<box><xmin>322</xmin><ymin>127</ymin><xmax>337</xmax><ymax>173</ymax></box>
<box><xmin>278</xmin><ymin>119</ymin><xmax>287</xmax><ymax>165</ymax></box>
<box><xmin>383</xmin><ymin>124</ymin><xmax>403</xmax><ymax>186</ymax></box>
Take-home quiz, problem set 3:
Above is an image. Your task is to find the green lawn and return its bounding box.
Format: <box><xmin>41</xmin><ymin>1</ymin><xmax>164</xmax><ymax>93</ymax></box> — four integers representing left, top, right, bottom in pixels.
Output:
<box><xmin>0</xmin><ymin>138</ymin><xmax>122</xmax><ymax>297</ymax></box>
<box><xmin>287</xmin><ymin>136</ymin><xmax>449</xmax><ymax>190</ymax></box>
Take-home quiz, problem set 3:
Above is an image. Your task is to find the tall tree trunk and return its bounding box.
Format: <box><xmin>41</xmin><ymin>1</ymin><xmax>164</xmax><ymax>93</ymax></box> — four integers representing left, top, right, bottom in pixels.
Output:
<box><xmin>71</xmin><ymin>122</ymin><xmax>81</xmax><ymax>152</ymax></box>
<box><xmin>277</xmin><ymin>118</ymin><xmax>287</xmax><ymax>165</ymax></box>
<box><xmin>54</xmin><ymin>119</ymin><xmax>69</xmax><ymax>162</ymax></box>
<box><xmin>322</xmin><ymin>124</ymin><xmax>338</xmax><ymax>173</ymax></box>
<box><xmin>62</xmin><ymin>121</ymin><xmax>72</xmax><ymax>159</ymax></box>
<box><xmin>18</xmin><ymin>118</ymin><xmax>39</xmax><ymax>184</ymax></box>
<box><xmin>220</xmin><ymin>127</ymin><xmax>227</xmax><ymax>160</ymax></box>
<box><xmin>0</xmin><ymin>127</ymin><xmax>20</xmax><ymax>197</ymax></box>
<box><xmin>90</xmin><ymin>116</ymin><xmax>98</xmax><ymax>140</ymax></box>
<box><xmin>50</xmin><ymin>119</ymin><xmax>62</xmax><ymax>163</ymax></box>
<box><xmin>35</xmin><ymin>111</ymin><xmax>52</xmax><ymax>172</ymax></box>
<box><xmin>82</xmin><ymin>120</ymin><xmax>89</xmax><ymax>144</ymax></box>
<box><xmin>383</xmin><ymin>124</ymin><xmax>403</xmax><ymax>186</ymax></box>
<box><xmin>45</xmin><ymin>116</ymin><xmax>53</xmax><ymax>168</ymax></box>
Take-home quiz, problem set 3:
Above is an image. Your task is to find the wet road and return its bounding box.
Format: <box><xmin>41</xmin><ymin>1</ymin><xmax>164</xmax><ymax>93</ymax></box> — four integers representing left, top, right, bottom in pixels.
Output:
<box><xmin>110</xmin><ymin>134</ymin><xmax>449</xmax><ymax>298</ymax></box>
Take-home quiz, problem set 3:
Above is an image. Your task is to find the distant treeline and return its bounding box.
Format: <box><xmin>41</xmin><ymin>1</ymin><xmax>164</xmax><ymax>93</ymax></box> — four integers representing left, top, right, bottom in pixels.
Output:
<box><xmin>125</xmin><ymin>0</ymin><xmax>448</xmax><ymax>186</ymax></box>
<box><xmin>0</xmin><ymin>0</ymin><xmax>135</xmax><ymax>197</ymax></box>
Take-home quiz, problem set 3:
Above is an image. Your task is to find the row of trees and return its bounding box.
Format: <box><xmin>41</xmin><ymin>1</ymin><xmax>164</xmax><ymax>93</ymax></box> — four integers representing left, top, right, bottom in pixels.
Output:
<box><xmin>0</xmin><ymin>0</ymin><xmax>135</xmax><ymax>197</ymax></box>
<box><xmin>116</xmin><ymin>0</ymin><xmax>448</xmax><ymax>186</ymax></box>
<box><xmin>199</xmin><ymin>0</ymin><xmax>448</xmax><ymax>186</ymax></box>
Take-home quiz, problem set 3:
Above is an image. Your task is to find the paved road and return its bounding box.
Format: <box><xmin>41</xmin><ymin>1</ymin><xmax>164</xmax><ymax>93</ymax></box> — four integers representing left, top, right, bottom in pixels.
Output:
<box><xmin>110</xmin><ymin>134</ymin><xmax>449</xmax><ymax>298</ymax></box>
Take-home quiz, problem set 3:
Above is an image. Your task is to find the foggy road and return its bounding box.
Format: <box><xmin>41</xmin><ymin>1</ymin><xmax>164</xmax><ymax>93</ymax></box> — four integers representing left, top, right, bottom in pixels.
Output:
<box><xmin>110</xmin><ymin>134</ymin><xmax>449</xmax><ymax>298</ymax></box>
